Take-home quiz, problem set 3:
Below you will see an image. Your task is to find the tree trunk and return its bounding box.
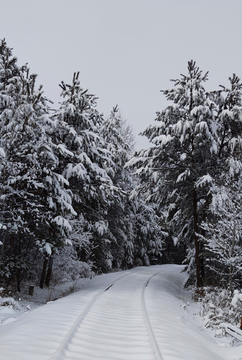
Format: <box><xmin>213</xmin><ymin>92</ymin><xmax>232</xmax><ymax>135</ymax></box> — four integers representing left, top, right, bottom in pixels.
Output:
<box><xmin>229</xmin><ymin>220</ymin><xmax>236</xmax><ymax>294</ymax></box>
<box><xmin>16</xmin><ymin>268</ymin><xmax>21</xmax><ymax>292</ymax></box>
<box><xmin>45</xmin><ymin>256</ymin><xmax>54</xmax><ymax>287</ymax></box>
<box><xmin>39</xmin><ymin>257</ymin><xmax>48</xmax><ymax>289</ymax></box>
<box><xmin>0</xmin><ymin>230</ymin><xmax>6</xmax><ymax>271</ymax></box>
<box><xmin>193</xmin><ymin>187</ymin><xmax>203</xmax><ymax>287</ymax></box>
<box><xmin>200</xmin><ymin>209</ymin><xmax>207</xmax><ymax>282</ymax></box>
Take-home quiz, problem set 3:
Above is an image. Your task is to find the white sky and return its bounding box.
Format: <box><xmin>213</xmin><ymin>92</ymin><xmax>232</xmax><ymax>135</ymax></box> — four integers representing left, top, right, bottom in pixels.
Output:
<box><xmin>1</xmin><ymin>0</ymin><xmax>242</xmax><ymax>149</ymax></box>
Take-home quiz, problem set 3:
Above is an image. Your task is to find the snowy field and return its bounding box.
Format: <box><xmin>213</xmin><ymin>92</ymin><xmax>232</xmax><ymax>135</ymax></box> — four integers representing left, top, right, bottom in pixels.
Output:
<box><xmin>0</xmin><ymin>264</ymin><xmax>241</xmax><ymax>360</ymax></box>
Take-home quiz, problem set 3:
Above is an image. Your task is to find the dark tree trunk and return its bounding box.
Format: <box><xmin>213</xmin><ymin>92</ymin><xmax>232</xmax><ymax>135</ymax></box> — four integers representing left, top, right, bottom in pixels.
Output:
<box><xmin>193</xmin><ymin>188</ymin><xmax>203</xmax><ymax>287</ymax></box>
<box><xmin>16</xmin><ymin>269</ymin><xmax>21</xmax><ymax>292</ymax></box>
<box><xmin>39</xmin><ymin>257</ymin><xmax>48</xmax><ymax>289</ymax></box>
<box><xmin>45</xmin><ymin>256</ymin><xmax>54</xmax><ymax>287</ymax></box>
<box><xmin>0</xmin><ymin>231</ymin><xmax>7</xmax><ymax>271</ymax></box>
<box><xmin>200</xmin><ymin>208</ymin><xmax>207</xmax><ymax>282</ymax></box>
<box><xmin>200</xmin><ymin>243</ymin><xmax>205</xmax><ymax>281</ymax></box>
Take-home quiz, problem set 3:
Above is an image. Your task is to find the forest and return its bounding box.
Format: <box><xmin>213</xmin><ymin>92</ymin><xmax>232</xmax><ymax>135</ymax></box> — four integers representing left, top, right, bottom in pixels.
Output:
<box><xmin>0</xmin><ymin>39</ymin><xmax>242</xmax><ymax>298</ymax></box>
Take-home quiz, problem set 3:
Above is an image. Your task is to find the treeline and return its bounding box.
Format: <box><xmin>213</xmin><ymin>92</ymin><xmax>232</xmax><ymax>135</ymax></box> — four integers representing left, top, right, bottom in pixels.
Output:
<box><xmin>1</xmin><ymin>40</ymin><xmax>241</xmax><ymax>294</ymax></box>
<box><xmin>0</xmin><ymin>39</ymin><xmax>163</xmax><ymax>291</ymax></box>
<box><xmin>129</xmin><ymin>61</ymin><xmax>242</xmax><ymax>292</ymax></box>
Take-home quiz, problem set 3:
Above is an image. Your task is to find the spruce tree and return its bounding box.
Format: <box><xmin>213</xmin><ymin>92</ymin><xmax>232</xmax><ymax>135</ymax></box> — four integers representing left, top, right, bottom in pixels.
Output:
<box><xmin>201</xmin><ymin>74</ymin><xmax>242</xmax><ymax>290</ymax></box>
<box><xmin>100</xmin><ymin>106</ymin><xmax>135</xmax><ymax>268</ymax></box>
<box><xmin>52</xmin><ymin>73</ymin><xmax>116</xmax><ymax>272</ymax></box>
<box><xmin>128</xmin><ymin>61</ymin><xmax>218</xmax><ymax>286</ymax></box>
<box><xmin>0</xmin><ymin>40</ymin><xmax>75</xmax><ymax>289</ymax></box>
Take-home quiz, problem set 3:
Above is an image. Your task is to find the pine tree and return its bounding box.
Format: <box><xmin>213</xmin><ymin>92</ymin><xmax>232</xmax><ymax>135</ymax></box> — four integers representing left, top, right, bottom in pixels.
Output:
<box><xmin>100</xmin><ymin>106</ymin><xmax>136</xmax><ymax>268</ymax></box>
<box><xmin>52</xmin><ymin>73</ymin><xmax>116</xmax><ymax>272</ymax></box>
<box><xmin>201</xmin><ymin>74</ymin><xmax>242</xmax><ymax>290</ymax></box>
<box><xmin>128</xmin><ymin>61</ymin><xmax>219</xmax><ymax>286</ymax></box>
<box><xmin>0</xmin><ymin>40</ymin><xmax>75</xmax><ymax>289</ymax></box>
<box><xmin>201</xmin><ymin>183</ymin><xmax>242</xmax><ymax>292</ymax></box>
<box><xmin>132</xmin><ymin>198</ymin><xmax>164</xmax><ymax>266</ymax></box>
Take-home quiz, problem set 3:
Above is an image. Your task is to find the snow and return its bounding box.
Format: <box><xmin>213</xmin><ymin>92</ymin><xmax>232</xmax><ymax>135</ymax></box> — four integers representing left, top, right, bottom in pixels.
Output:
<box><xmin>64</xmin><ymin>239</ymin><xmax>72</xmax><ymax>246</ymax></box>
<box><xmin>173</xmin><ymin>119</ymin><xmax>183</xmax><ymax>134</ymax></box>
<box><xmin>221</xmin><ymin>109</ymin><xmax>234</xmax><ymax>120</ymax></box>
<box><xmin>0</xmin><ymin>147</ymin><xmax>5</xmax><ymax>158</ymax></box>
<box><xmin>190</xmin><ymin>105</ymin><xmax>204</xmax><ymax>116</ymax></box>
<box><xmin>95</xmin><ymin>220</ymin><xmax>108</xmax><ymax>236</ymax></box>
<box><xmin>196</xmin><ymin>174</ymin><xmax>213</xmax><ymax>189</ymax></box>
<box><xmin>172</xmin><ymin>236</ymin><xmax>178</xmax><ymax>246</ymax></box>
<box><xmin>57</xmin><ymin>144</ymin><xmax>74</xmax><ymax>158</ymax></box>
<box><xmin>231</xmin><ymin>290</ymin><xmax>242</xmax><ymax>307</ymax></box>
<box><xmin>44</xmin><ymin>242</ymin><xmax>52</xmax><ymax>256</ymax></box>
<box><xmin>0</xmin><ymin>265</ymin><xmax>241</xmax><ymax>360</ymax></box>
<box><xmin>176</xmin><ymin>169</ymin><xmax>190</xmax><ymax>183</ymax></box>
<box><xmin>48</xmin><ymin>197</ymin><xmax>55</xmax><ymax>209</ymax></box>
<box><xmin>55</xmin><ymin>173</ymin><xmax>69</xmax><ymax>187</ymax></box>
<box><xmin>53</xmin><ymin>215</ymin><xmax>72</xmax><ymax>231</ymax></box>
<box><xmin>125</xmin><ymin>156</ymin><xmax>145</xmax><ymax>168</ymax></box>
<box><xmin>152</xmin><ymin>134</ymin><xmax>173</xmax><ymax>147</ymax></box>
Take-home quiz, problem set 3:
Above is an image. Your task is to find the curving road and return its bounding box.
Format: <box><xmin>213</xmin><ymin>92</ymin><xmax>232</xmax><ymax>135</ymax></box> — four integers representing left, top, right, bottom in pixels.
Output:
<box><xmin>0</xmin><ymin>265</ymin><xmax>227</xmax><ymax>360</ymax></box>
<box><xmin>50</xmin><ymin>268</ymin><xmax>163</xmax><ymax>360</ymax></box>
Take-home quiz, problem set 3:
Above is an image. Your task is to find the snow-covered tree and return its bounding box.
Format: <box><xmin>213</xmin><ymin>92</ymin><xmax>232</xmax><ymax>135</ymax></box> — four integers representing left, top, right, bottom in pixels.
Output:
<box><xmin>132</xmin><ymin>199</ymin><xmax>164</xmax><ymax>266</ymax></box>
<box><xmin>128</xmin><ymin>62</ymin><xmax>242</xmax><ymax>288</ymax></box>
<box><xmin>201</xmin><ymin>183</ymin><xmax>242</xmax><ymax>292</ymax></box>
<box><xmin>52</xmin><ymin>72</ymin><xmax>117</xmax><ymax>272</ymax></box>
<box><xmin>99</xmin><ymin>106</ymin><xmax>136</xmax><ymax>269</ymax></box>
<box><xmin>201</xmin><ymin>74</ymin><xmax>242</xmax><ymax>290</ymax></box>
<box><xmin>100</xmin><ymin>106</ymin><xmax>164</xmax><ymax>269</ymax></box>
<box><xmin>0</xmin><ymin>40</ymin><xmax>75</xmax><ymax>289</ymax></box>
<box><xmin>127</xmin><ymin>61</ymin><xmax>220</xmax><ymax>286</ymax></box>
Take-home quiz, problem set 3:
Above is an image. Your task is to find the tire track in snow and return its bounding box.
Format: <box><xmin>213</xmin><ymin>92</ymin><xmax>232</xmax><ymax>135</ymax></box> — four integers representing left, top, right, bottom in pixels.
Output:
<box><xmin>49</xmin><ymin>270</ymin><xmax>139</xmax><ymax>360</ymax></box>
<box><xmin>50</xmin><ymin>268</ymin><xmax>163</xmax><ymax>360</ymax></box>
<box><xmin>141</xmin><ymin>272</ymin><xmax>163</xmax><ymax>360</ymax></box>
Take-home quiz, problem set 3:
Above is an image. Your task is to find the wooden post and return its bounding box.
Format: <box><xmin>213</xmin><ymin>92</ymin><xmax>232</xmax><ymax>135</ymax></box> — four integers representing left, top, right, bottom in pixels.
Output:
<box><xmin>29</xmin><ymin>285</ymin><xmax>34</xmax><ymax>296</ymax></box>
<box><xmin>39</xmin><ymin>257</ymin><xmax>48</xmax><ymax>289</ymax></box>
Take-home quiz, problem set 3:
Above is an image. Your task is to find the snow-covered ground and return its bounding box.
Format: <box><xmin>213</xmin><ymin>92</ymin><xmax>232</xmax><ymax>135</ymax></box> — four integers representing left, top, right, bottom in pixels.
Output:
<box><xmin>0</xmin><ymin>265</ymin><xmax>241</xmax><ymax>360</ymax></box>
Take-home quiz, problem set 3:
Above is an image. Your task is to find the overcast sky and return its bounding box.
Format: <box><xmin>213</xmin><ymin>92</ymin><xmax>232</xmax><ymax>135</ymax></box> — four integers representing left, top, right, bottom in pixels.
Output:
<box><xmin>1</xmin><ymin>0</ymin><xmax>242</xmax><ymax>149</ymax></box>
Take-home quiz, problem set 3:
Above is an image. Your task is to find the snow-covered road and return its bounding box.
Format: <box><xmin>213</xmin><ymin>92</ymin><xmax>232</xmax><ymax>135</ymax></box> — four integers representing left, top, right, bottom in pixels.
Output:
<box><xmin>0</xmin><ymin>265</ymin><xmax>239</xmax><ymax>360</ymax></box>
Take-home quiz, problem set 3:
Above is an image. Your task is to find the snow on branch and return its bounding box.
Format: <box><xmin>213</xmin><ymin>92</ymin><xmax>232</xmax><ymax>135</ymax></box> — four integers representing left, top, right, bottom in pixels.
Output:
<box><xmin>195</xmin><ymin>174</ymin><xmax>213</xmax><ymax>189</ymax></box>
<box><xmin>44</xmin><ymin>242</ymin><xmax>52</xmax><ymax>256</ymax></box>
<box><xmin>152</xmin><ymin>134</ymin><xmax>173</xmax><ymax>147</ymax></box>
<box><xmin>57</xmin><ymin>144</ymin><xmax>74</xmax><ymax>157</ymax></box>
<box><xmin>176</xmin><ymin>169</ymin><xmax>190</xmax><ymax>183</ymax></box>
<box><xmin>0</xmin><ymin>147</ymin><xmax>5</xmax><ymax>158</ymax></box>
<box><xmin>124</xmin><ymin>156</ymin><xmax>146</xmax><ymax>168</ymax></box>
<box><xmin>53</xmin><ymin>216</ymin><xmax>72</xmax><ymax>231</ymax></box>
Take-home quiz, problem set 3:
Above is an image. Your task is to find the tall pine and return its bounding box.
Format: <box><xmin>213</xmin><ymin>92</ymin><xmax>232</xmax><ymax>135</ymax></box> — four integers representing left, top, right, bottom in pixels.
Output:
<box><xmin>128</xmin><ymin>61</ymin><xmax>218</xmax><ymax>286</ymax></box>
<box><xmin>0</xmin><ymin>40</ymin><xmax>75</xmax><ymax>289</ymax></box>
<box><xmin>52</xmin><ymin>73</ymin><xmax>116</xmax><ymax>272</ymax></box>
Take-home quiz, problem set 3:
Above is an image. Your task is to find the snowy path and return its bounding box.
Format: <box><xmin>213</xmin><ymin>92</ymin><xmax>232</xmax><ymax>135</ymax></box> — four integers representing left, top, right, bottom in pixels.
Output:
<box><xmin>50</xmin><ymin>269</ymin><xmax>161</xmax><ymax>360</ymax></box>
<box><xmin>0</xmin><ymin>265</ymin><xmax>236</xmax><ymax>360</ymax></box>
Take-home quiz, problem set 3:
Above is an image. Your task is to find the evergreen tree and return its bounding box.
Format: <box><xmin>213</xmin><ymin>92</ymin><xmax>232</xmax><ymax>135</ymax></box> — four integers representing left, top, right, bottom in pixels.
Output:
<box><xmin>0</xmin><ymin>40</ymin><xmax>75</xmax><ymax>289</ymax></box>
<box><xmin>52</xmin><ymin>73</ymin><xmax>116</xmax><ymax>272</ymax></box>
<box><xmin>100</xmin><ymin>106</ymin><xmax>164</xmax><ymax>268</ymax></box>
<box><xmin>128</xmin><ymin>61</ymin><xmax>219</xmax><ymax>286</ymax></box>
<box><xmin>132</xmin><ymin>198</ymin><xmax>163</xmax><ymax>266</ymax></box>
<box><xmin>201</xmin><ymin>74</ymin><xmax>242</xmax><ymax>290</ymax></box>
<box><xmin>100</xmin><ymin>106</ymin><xmax>136</xmax><ymax>269</ymax></box>
<box><xmin>201</xmin><ymin>183</ymin><xmax>242</xmax><ymax>292</ymax></box>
